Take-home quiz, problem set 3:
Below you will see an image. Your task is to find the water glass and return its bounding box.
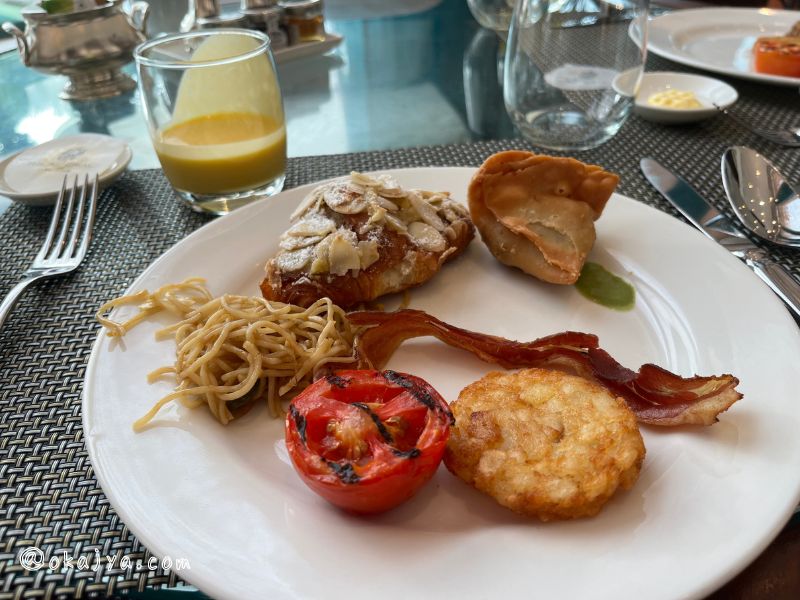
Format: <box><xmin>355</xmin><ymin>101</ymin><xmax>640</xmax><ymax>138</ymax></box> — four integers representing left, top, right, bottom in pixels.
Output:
<box><xmin>134</xmin><ymin>29</ymin><xmax>286</xmax><ymax>215</ymax></box>
<box><xmin>504</xmin><ymin>0</ymin><xmax>648</xmax><ymax>151</ymax></box>
<box><xmin>467</xmin><ymin>0</ymin><xmax>516</xmax><ymax>31</ymax></box>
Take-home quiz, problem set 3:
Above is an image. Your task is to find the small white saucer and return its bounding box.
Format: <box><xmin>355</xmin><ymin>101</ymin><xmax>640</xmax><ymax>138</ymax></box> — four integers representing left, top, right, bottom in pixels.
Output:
<box><xmin>633</xmin><ymin>72</ymin><xmax>738</xmax><ymax>124</ymax></box>
<box><xmin>0</xmin><ymin>134</ymin><xmax>132</xmax><ymax>207</ymax></box>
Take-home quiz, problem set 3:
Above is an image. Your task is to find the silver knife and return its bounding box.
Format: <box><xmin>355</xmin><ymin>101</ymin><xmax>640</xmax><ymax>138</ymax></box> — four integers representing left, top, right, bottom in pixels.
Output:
<box><xmin>640</xmin><ymin>157</ymin><xmax>800</xmax><ymax>320</ymax></box>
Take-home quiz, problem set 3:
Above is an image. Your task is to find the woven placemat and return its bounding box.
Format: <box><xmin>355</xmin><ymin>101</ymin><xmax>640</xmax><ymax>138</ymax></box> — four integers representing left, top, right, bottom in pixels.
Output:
<box><xmin>1</xmin><ymin>93</ymin><xmax>800</xmax><ymax>598</ymax></box>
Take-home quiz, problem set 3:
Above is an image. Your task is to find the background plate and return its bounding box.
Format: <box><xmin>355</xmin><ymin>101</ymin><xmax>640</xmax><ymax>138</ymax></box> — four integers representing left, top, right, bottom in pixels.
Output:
<box><xmin>83</xmin><ymin>168</ymin><xmax>800</xmax><ymax>600</ymax></box>
<box><xmin>637</xmin><ymin>8</ymin><xmax>800</xmax><ymax>87</ymax></box>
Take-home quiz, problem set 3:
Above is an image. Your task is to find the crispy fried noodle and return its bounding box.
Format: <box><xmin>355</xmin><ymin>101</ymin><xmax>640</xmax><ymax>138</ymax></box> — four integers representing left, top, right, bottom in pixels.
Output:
<box><xmin>96</xmin><ymin>278</ymin><xmax>355</xmax><ymax>431</ymax></box>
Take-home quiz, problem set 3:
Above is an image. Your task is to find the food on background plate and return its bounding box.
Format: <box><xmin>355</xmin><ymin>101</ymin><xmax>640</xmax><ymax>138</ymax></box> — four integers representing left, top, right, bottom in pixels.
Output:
<box><xmin>285</xmin><ymin>369</ymin><xmax>452</xmax><ymax>514</ymax></box>
<box><xmin>752</xmin><ymin>36</ymin><xmax>800</xmax><ymax>78</ymax></box>
<box><xmin>647</xmin><ymin>89</ymin><xmax>703</xmax><ymax>110</ymax></box>
<box><xmin>96</xmin><ymin>279</ymin><xmax>355</xmax><ymax>431</ymax></box>
<box><xmin>349</xmin><ymin>309</ymin><xmax>743</xmax><ymax>426</ymax></box>
<box><xmin>445</xmin><ymin>368</ymin><xmax>644</xmax><ymax>520</ymax></box>
<box><xmin>260</xmin><ymin>172</ymin><xmax>474</xmax><ymax>309</ymax></box>
<box><xmin>468</xmin><ymin>151</ymin><xmax>619</xmax><ymax>285</ymax></box>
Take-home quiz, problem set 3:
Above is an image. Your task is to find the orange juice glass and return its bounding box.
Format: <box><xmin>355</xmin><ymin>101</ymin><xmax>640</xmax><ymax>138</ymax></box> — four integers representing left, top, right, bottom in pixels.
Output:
<box><xmin>134</xmin><ymin>29</ymin><xmax>286</xmax><ymax>215</ymax></box>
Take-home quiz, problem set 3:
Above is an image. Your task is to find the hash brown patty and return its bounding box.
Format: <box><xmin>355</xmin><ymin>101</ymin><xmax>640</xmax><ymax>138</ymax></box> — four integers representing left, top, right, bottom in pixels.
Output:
<box><xmin>444</xmin><ymin>368</ymin><xmax>645</xmax><ymax>521</ymax></box>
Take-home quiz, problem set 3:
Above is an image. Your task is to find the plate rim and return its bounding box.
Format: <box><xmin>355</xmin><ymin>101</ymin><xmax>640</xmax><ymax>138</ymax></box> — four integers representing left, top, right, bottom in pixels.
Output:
<box><xmin>635</xmin><ymin>7</ymin><xmax>800</xmax><ymax>87</ymax></box>
<box><xmin>82</xmin><ymin>166</ymin><xmax>800</xmax><ymax>600</ymax></box>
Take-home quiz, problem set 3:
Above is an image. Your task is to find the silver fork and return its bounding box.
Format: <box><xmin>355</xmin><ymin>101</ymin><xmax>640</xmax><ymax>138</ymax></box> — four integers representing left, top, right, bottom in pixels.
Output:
<box><xmin>0</xmin><ymin>174</ymin><xmax>98</xmax><ymax>329</ymax></box>
<box><xmin>714</xmin><ymin>104</ymin><xmax>800</xmax><ymax>147</ymax></box>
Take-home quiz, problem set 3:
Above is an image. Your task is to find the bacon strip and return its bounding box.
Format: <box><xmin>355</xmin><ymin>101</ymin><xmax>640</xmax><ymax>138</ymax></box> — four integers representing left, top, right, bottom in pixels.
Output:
<box><xmin>347</xmin><ymin>309</ymin><xmax>742</xmax><ymax>426</ymax></box>
<box><xmin>348</xmin><ymin>309</ymin><xmax>597</xmax><ymax>369</ymax></box>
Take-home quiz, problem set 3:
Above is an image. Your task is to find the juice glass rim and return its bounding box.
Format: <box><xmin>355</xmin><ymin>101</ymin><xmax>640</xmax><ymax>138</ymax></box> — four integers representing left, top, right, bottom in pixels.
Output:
<box><xmin>134</xmin><ymin>29</ymin><xmax>271</xmax><ymax>70</ymax></box>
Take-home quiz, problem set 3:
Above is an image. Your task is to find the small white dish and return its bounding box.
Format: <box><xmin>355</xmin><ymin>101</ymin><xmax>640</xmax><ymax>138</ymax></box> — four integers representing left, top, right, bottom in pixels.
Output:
<box><xmin>0</xmin><ymin>133</ymin><xmax>132</xmax><ymax>207</ymax></box>
<box><xmin>633</xmin><ymin>72</ymin><xmax>738</xmax><ymax>124</ymax></box>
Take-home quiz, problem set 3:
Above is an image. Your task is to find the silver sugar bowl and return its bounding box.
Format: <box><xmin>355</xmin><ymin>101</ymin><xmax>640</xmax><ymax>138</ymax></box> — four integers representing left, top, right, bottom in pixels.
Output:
<box><xmin>2</xmin><ymin>1</ymin><xmax>150</xmax><ymax>101</ymax></box>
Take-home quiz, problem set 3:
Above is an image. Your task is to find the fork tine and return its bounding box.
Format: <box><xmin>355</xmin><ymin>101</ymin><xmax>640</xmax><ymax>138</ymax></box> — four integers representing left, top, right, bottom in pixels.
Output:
<box><xmin>37</xmin><ymin>175</ymin><xmax>68</xmax><ymax>260</ymax></box>
<box><xmin>48</xmin><ymin>174</ymin><xmax>77</xmax><ymax>260</ymax></box>
<box><xmin>64</xmin><ymin>174</ymin><xmax>88</xmax><ymax>258</ymax></box>
<box><xmin>76</xmin><ymin>174</ymin><xmax>99</xmax><ymax>261</ymax></box>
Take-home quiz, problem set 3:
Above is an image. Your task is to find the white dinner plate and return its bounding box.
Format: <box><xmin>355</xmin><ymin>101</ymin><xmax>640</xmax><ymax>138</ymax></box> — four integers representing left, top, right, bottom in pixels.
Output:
<box><xmin>83</xmin><ymin>168</ymin><xmax>800</xmax><ymax>600</ymax></box>
<box><xmin>635</xmin><ymin>8</ymin><xmax>800</xmax><ymax>87</ymax></box>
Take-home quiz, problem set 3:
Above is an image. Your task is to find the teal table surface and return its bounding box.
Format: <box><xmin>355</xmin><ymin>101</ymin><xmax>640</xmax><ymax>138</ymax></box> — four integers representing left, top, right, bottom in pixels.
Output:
<box><xmin>0</xmin><ymin>0</ymin><xmax>510</xmax><ymax>170</ymax></box>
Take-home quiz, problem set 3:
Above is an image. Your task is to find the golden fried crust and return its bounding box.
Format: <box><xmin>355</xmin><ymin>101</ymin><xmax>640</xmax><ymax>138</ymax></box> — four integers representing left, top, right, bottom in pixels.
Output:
<box><xmin>260</xmin><ymin>211</ymin><xmax>474</xmax><ymax>309</ymax></box>
<box><xmin>468</xmin><ymin>151</ymin><xmax>619</xmax><ymax>285</ymax></box>
<box><xmin>470</xmin><ymin>151</ymin><xmax>618</xmax><ymax>218</ymax></box>
<box><xmin>444</xmin><ymin>368</ymin><xmax>645</xmax><ymax>521</ymax></box>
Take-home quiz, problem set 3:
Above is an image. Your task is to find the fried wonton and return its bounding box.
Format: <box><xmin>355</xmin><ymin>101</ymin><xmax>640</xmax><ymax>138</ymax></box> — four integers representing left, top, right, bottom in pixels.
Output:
<box><xmin>468</xmin><ymin>151</ymin><xmax>619</xmax><ymax>285</ymax></box>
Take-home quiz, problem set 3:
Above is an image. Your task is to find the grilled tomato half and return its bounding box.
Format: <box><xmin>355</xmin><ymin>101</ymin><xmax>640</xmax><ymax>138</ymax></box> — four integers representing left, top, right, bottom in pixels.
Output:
<box><xmin>285</xmin><ymin>369</ymin><xmax>452</xmax><ymax>514</ymax></box>
<box><xmin>753</xmin><ymin>36</ymin><xmax>800</xmax><ymax>78</ymax></box>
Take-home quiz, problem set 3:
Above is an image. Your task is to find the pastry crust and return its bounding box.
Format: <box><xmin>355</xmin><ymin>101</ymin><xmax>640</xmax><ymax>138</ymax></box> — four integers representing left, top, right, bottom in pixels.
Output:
<box><xmin>261</xmin><ymin>173</ymin><xmax>474</xmax><ymax>308</ymax></box>
<box><xmin>468</xmin><ymin>151</ymin><xmax>618</xmax><ymax>285</ymax></box>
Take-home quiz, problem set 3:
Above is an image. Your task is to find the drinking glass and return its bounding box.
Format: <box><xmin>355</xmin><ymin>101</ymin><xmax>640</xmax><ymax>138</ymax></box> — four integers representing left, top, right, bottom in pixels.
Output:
<box><xmin>134</xmin><ymin>29</ymin><xmax>286</xmax><ymax>215</ymax></box>
<box><xmin>467</xmin><ymin>0</ymin><xmax>516</xmax><ymax>31</ymax></box>
<box><xmin>504</xmin><ymin>0</ymin><xmax>648</xmax><ymax>151</ymax></box>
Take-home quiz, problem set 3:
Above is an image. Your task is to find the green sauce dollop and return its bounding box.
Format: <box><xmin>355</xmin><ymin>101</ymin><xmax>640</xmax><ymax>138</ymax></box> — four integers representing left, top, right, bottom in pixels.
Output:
<box><xmin>575</xmin><ymin>262</ymin><xmax>635</xmax><ymax>311</ymax></box>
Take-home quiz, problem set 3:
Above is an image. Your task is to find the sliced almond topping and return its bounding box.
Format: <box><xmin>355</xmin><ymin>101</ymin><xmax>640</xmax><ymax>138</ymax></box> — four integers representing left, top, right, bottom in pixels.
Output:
<box><xmin>290</xmin><ymin>188</ymin><xmax>324</xmax><ymax>221</ymax></box>
<box><xmin>324</xmin><ymin>184</ymin><xmax>368</xmax><ymax>215</ymax></box>
<box><xmin>328</xmin><ymin>232</ymin><xmax>362</xmax><ymax>276</ymax></box>
<box><xmin>357</xmin><ymin>240</ymin><xmax>380</xmax><ymax>270</ymax></box>
<box><xmin>408</xmin><ymin>221</ymin><xmax>446</xmax><ymax>252</ymax></box>
<box><xmin>309</xmin><ymin>234</ymin><xmax>334</xmax><ymax>274</ymax></box>
<box><xmin>424</xmin><ymin>192</ymin><xmax>446</xmax><ymax>205</ymax></box>
<box><xmin>375</xmin><ymin>196</ymin><xmax>399</xmax><ymax>211</ymax></box>
<box><xmin>368</xmin><ymin>206</ymin><xmax>387</xmax><ymax>225</ymax></box>
<box><xmin>438</xmin><ymin>245</ymin><xmax>457</xmax><ymax>265</ymax></box>
<box><xmin>279</xmin><ymin>234</ymin><xmax>324</xmax><ymax>251</ymax></box>
<box><xmin>384</xmin><ymin>213</ymin><xmax>408</xmax><ymax>234</ymax></box>
<box><xmin>351</xmin><ymin>172</ymin><xmax>380</xmax><ymax>188</ymax></box>
<box><xmin>377</xmin><ymin>187</ymin><xmax>405</xmax><ymax>199</ymax></box>
<box><xmin>274</xmin><ymin>246</ymin><xmax>314</xmax><ymax>272</ymax></box>
<box><xmin>409</xmin><ymin>191</ymin><xmax>446</xmax><ymax>231</ymax></box>
<box><xmin>309</xmin><ymin>256</ymin><xmax>328</xmax><ymax>275</ymax></box>
<box><xmin>441</xmin><ymin>207</ymin><xmax>459</xmax><ymax>223</ymax></box>
<box><xmin>286</xmin><ymin>213</ymin><xmax>336</xmax><ymax>238</ymax></box>
<box><xmin>347</xmin><ymin>182</ymin><xmax>365</xmax><ymax>195</ymax></box>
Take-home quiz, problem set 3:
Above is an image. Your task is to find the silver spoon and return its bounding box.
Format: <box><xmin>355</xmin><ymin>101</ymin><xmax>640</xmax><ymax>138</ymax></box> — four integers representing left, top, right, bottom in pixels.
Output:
<box><xmin>721</xmin><ymin>146</ymin><xmax>800</xmax><ymax>248</ymax></box>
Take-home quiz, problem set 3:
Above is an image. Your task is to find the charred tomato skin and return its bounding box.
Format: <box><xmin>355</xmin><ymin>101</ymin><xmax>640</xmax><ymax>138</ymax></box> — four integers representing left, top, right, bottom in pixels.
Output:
<box><xmin>285</xmin><ymin>370</ymin><xmax>452</xmax><ymax>514</ymax></box>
